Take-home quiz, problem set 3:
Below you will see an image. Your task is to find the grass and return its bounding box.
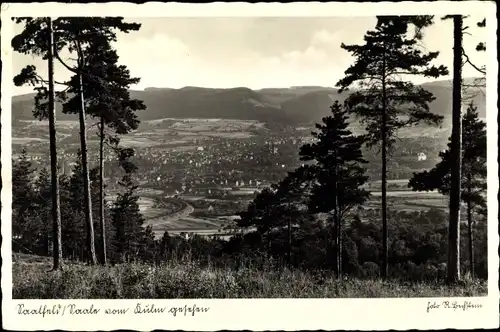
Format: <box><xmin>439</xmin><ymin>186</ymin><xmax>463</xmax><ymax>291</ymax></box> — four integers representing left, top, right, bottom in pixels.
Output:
<box><xmin>12</xmin><ymin>257</ymin><xmax>487</xmax><ymax>299</ymax></box>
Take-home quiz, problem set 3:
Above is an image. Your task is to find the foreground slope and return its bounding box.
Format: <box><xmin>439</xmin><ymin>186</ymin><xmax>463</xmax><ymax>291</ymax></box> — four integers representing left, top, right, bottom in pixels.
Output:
<box><xmin>13</xmin><ymin>254</ymin><xmax>486</xmax><ymax>299</ymax></box>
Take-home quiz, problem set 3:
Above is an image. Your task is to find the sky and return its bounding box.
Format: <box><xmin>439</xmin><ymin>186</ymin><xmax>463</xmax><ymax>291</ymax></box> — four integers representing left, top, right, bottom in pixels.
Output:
<box><xmin>11</xmin><ymin>16</ymin><xmax>487</xmax><ymax>95</ymax></box>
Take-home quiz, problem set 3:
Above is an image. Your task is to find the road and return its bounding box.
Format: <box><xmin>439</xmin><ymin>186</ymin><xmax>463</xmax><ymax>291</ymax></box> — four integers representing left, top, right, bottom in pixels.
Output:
<box><xmin>142</xmin><ymin>188</ymin><xmax>444</xmax><ymax>239</ymax></box>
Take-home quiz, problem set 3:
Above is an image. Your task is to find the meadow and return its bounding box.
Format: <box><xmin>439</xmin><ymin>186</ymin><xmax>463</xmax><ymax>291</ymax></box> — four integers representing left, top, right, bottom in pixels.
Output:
<box><xmin>12</xmin><ymin>254</ymin><xmax>487</xmax><ymax>299</ymax></box>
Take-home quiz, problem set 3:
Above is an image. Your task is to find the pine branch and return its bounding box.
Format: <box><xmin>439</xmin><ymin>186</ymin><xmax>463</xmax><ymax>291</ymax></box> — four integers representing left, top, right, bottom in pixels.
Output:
<box><xmin>33</xmin><ymin>73</ymin><xmax>67</xmax><ymax>86</ymax></box>
<box><xmin>462</xmin><ymin>48</ymin><xmax>486</xmax><ymax>74</ymax></box>
<box><xmin>87</xmin><ymin>122</ymin><xmax>101</xmax><ymax>130</ymax></box>
<box><xmin>54</xmin><ymin>49</ymin><xmax>78</xmax><ymax>74</ymax></box>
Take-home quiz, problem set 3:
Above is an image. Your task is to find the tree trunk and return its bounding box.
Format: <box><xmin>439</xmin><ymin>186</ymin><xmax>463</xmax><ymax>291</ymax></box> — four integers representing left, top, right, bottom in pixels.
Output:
<box><xmin>447</xmin><ymin>15</ymin><xmax>463</xmax><ymax>284</ymax></box>
<box><xmin>338</xmin><ymin>210</ymin><xmax>343</xmax><ymax>277</ymax></box>
<box><xmin>267</xmin><ymin>229</ymin><xmax>271</xmax><ymax>258</ymax></box>
<box><xmin>78</xmin><ymin>71</ymin><xmax>97</xmax><ymax>265</ymax></box>
<box><xmin>467</xmin><ymin>180</ymin><xmax>474</xmax><ymax>278</ymax></box>
<box><xmin>45</xmin><ymin>216</ymin><xmax>50</xmax><ymax>256</ymax></box>
<box><xmin>99</xmin><ymin>117</ymin><xmax>107</xmax><ymax>265</ymax></box>
<box><xmin>287</xmin><ymin>217</ymin><xmax>291</xmax><ymax>269</ymax></box>
<box><xmin>381</xmin><ymin>42</ymin><xmax>389</xmax><ymax>279</ymax></box>
<box><xmin>47</xmin><ymin>17</ymin><xmax>63</xmax><ymax>271</ymax></box>
<box><xmin>333</xmin><ymin>155</ymin><xmax>341</xmax><ymax>278</ymax></box>
<box><xmin>467</xmin><ymin>199</ymin><xmax>474</xmax><ymax>278</ymax></box>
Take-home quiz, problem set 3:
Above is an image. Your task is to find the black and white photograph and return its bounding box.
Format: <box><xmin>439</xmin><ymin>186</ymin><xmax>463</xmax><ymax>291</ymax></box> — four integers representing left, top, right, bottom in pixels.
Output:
<box><xmin>1</xmin><ymin>2</ymin><xmax>498</xmax><ymax>331</ymax></box>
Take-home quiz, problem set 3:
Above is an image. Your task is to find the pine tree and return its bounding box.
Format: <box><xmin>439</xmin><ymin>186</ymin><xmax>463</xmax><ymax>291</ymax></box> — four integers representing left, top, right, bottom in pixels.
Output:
<box><xmin>441</xmin><ymin>13</ymin><xmax>488</xmax><ymax>282</ymax></box>
<box><xmin>12</xmin><ymin>17</ymin><xmax>143</xmax><ymax>265</ymax></box>
<box><xmin>238</xmin><ymin>168</ymin><xmax>313</xmax><ymax>267</ymax></box>
<box><xmin>12</xmin><ymin>149</ymin><xmax>37</xmax><ymax>253</ymax></box>
<box><xmin>448</xmin><ymin>15</ymin><xmax>463</xmax><ymax>284</ymax></box>
<box><xmin>12</xmin><ymin>17</ymin><xmax>63</xmax><ymax>270</ymax></box>
<box><xmin>66</xmin><ymin>151</ymin><xmax>89</xmax><ymax>261</ymax></box>
<box><xmin>111</xmin><ymin>173</ymin><xmax>147</xmax><ymax>263</ymax></box>
<box><xmin>59</xmin><ymin>170</ymin><xmax>86</xmax><ymax>261</ymax></box>
<box><xmin>110</xmin><ymin>148</ymin><xmax>149</xmax><ymax>263</ymax></box>
<box><xmin>33</xmin><ymin>167</ymin><xmax>52</xmax><ymax>256</ymax></box>
<box><xmin>409</xmin><ymin>102</ymin><xmax>486</xmax><ymax>278</ymax></box>
<box><xmin>299</xmin><ymin>101</ymin><xmax>370</xmax><ymax>276</ymax></box>
<box><xmin>274</xmin><ymin>166</ymin><xmax>317</xmax><ymax>269</ymax></box>
<box><xmin>336</xmin><ymin>16</ymin><xmax>448</xmax><ymax>278</ymax></box>
<box><xmin>238</xmin><ymin>186</ymin><xmax>281</xmax><ymax>257</ymax></box>
<box><xmin>62</xmin><ymin>38</ymin><xmax>145</xmax><ymax>265</ymax></box>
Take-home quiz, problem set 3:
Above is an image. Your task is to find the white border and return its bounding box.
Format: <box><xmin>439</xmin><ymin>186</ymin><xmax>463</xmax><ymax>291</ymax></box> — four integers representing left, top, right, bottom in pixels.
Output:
<box><xmin>1</xmin><ymin>2</ymin><xmax>498</xmax><ymax>331</ymax></box>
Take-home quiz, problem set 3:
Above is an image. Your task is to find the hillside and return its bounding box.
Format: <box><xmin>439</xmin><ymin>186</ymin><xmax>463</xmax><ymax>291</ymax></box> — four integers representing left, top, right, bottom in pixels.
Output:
<box><xmin>13</xmin><ymin>254</ymin><xmax>486</xmax><ymax>299</ymax></box>
<box><xmin>11</xmin><ymin>79</ymin><xmax>486</xmax><ymax>125</ymax></box>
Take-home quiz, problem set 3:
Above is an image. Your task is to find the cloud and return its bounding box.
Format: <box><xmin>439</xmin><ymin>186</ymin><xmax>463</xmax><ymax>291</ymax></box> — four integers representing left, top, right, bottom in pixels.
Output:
<box><xmin>311</xmin><ymin>29</ymin><xmax>338</xmax><ymax>45</ymax></box>
<box><xmin>12</xmin><ymin>16</ymin><xmax>487</xmax><ymax>94</ymax></box>
<box><xmin>117</xmin><ymin>34</ymin><xmax>191</xmax><ymax>64</ymax></box>
<box><xmin>282</xmin><ymin>46</ymin><xmax>329</xmax><ymax>67</ymax></box>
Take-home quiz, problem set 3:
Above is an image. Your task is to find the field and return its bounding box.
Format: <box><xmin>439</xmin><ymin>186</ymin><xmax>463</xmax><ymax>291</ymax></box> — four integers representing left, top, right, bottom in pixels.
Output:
<box><xmin>128</xmin><ymin>178</ymin><xmax>449</xmax><ymax>240</ymax></box>
<box><xmin>12</xmin><ymin>118</ymin><xmax>266</xmax><ymax>151</ymax></box>
<box><xmin>12</xmin><ymin>254</ymin><xmax>486</xmax><ymax>299</ymax></box>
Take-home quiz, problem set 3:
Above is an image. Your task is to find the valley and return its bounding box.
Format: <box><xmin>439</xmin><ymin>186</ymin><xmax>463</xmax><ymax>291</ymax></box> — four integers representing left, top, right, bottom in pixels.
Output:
<box><xmin>11</xmin><ymin>81</ymin><xmax>480</xmax><ymax>240</ymax></box>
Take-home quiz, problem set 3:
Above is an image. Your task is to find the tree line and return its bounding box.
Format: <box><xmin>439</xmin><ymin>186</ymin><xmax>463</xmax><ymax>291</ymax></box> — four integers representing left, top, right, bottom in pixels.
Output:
<box><xmin>11</xmin><ymin>15</ymin><xmax>487</xmax><ymax>284</ymax></box>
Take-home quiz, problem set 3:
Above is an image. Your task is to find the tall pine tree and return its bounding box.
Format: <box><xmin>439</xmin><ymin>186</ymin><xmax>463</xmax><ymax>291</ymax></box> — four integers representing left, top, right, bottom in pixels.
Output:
<box><xmin>448</xmin><ymin>14</ymin><xmax>463</xmax><ymax>283</ymax></box>
<box><xmin>299</xmin><ymin>101</ymin><xmax>370</xmax><ymax>277</ymax></box>
<box><xmin>62</xmin><ymin>38</ymin><xmax>145</xmax><ymax>265</ymax></box>
<box><xmin>409</xmin><ymin>102</ymin><xmax>486</xmax><ymax>278</ymax></box>
<box><xmin>12</xmin><ymin>17</ymin><xmax>63</xmax><ymax>270</ymax></box>
<box><xmin>336</xmin><ymin>16</ymin><xmax>448</xmax><ymax>278</ymax></box>
<box><xmin>12</xmin><ymin>17</ymin><xmax>143</xmax><ymax>265</ymax></box>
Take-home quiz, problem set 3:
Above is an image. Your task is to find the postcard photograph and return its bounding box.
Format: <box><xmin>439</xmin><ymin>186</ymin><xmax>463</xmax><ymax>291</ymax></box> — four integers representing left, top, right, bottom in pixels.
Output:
<box><xmin>1</xmin><ymin>2</ymin><xmax>498</xmax><ymax>331</ymax></box>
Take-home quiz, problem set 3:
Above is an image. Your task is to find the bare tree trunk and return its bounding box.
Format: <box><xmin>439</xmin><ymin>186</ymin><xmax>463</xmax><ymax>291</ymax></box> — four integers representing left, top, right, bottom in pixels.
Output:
<box><xmin>333</xmin><ymin>154</ymin><xmax>341</xmax><ymax>278</ymax></box>
<box><xmin>47</xmin><ymin>17</ymin><xmax>63</xmax><ymax>271</ymax></box>
<box><xmin>287</xmin><ymin>217</ymin><xmax>291</xmax><ymax>269</ymax></box>
<box><xmin>467</xmin><ymin>181</ymin><xmax>474</xmax><ymax>278</ymax></box>
<box><xmin>78</xmin><ymin>71</ymin><xmax>97</xmax><ymax>265</ymax></box>
<box><xmin>447</xmin><ymin>14</ymin><xmax>463</xmax><ymax>284</ymax></box>
<box><xmin>99</xmin><ymin>117</ymin><xmax>107</xmax><ymax>265</ymax></box>
<box><xmin>45</xmin><ymin>217</ymin><xmax>50</xmax><ymax>256</ymax></box>
<box><xmin>467</xmin><ymin>199</ymin><xmax>474</xmax><ymax>278</ymax></box>
<box><xmin>338</xmin><ymin>211</ymin><xmax>343</xmax><ymax>277</ymax></box>
<box><xmin>381</xmin><ymin>43</ymin><xmax>389</xmax><ymax>279</ymax></box>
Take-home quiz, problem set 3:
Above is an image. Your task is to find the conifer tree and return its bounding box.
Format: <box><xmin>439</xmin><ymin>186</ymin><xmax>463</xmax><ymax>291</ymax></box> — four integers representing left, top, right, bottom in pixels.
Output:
<box><xmin>111</xmin><ymin>174</ymin><xmax>147</xmax><ymax>263</ymax></box>
<box><xmin>336</xmin><ymin>16</ymin><xmax>448</xmax><ymax>278</ymax></box>
<box><xmin>238</xmin><ymin>166</ymin><xmax>315</xmax><ymax>266</ymax></box>
<box><xmin>299</xmin><ymin>101</ymin><xmax>370</xmax><ymax>276</ymax></box>
<box><xmin>12</xmin><ymin>17</ymin><xmax>63</xmax><ymax>270</ymax></box>
<box><xmin>67</xmin><ymin>151</ymin><xmax>96</xmax><ymax>261</ymax></box>
<box><xmin>273</xmin><ymin>166</ymin><xmax>317</xmax><ymax>269</ymax></box>
<box><xmin>110</xmin><ymin>148</ymin><xmax>150</xmax><ymax>263</ymax></box>
<box><xmin>441</xmin><ymin>13</ymin><xmax>487</xmax><ymax>283</ymax></box>
<box><xmin>33</xmin><ymin>167</ymin><xmax>52</xmax><ymax>255</ymax></box>
<box><xmin>62</xmin><ymin>39</ymin><xmax>145</xmax><ymax>264</ymax></box>
<box><xmin>409</xmin><ymin>102</ymin><xmax>486</xmax><ymax>278</ymax></box>
<box><xmin>12</xmin><ymin>149</ymin><xmax>37</xmax><ymax>253</ymax></box>
<box><xmin>12</xmin><ymin>17</ymin><xmax>142</xmax><ymax>265</ymax></box>
<box><xmin>238</xmin><ymin>186</ymin><xmax>281</xmax><ymax>257</ymax></box>
<box><xmin>448</xmin><ymin>14</ymin><xmax>463</xmax><ymax>283</ymax></box>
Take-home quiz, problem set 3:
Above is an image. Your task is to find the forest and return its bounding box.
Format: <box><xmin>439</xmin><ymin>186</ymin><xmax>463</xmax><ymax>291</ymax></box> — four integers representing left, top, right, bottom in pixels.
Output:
<box><xmin>10</xmin><ymin>15</ymin><xmax>488</xmax><ymax>298</ymax></box>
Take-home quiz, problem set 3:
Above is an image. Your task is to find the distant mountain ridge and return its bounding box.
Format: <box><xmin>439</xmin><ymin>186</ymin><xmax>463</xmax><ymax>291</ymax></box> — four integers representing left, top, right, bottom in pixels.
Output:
<box><xmin>12</xmin><ymin>78</ymin><xmax>486</xmax><ymax>125</ymax></box>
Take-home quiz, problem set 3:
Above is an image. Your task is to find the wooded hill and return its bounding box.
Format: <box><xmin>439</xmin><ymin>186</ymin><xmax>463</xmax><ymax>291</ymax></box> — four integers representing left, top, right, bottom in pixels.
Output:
<box><xmin>12</xmin><ymin>78</ymin><xmax>485</xmax><ymax>125</ymax></box>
